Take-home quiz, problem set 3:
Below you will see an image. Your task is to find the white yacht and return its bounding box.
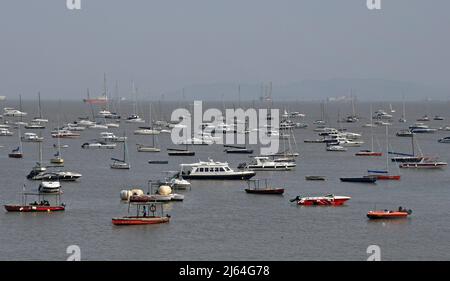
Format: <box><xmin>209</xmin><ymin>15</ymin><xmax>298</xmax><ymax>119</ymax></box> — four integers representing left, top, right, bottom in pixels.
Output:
<box><xmin>238</xmin><ymin>156</ymin><xmax>296</xmax><ymax>171</ymax></box>
<box><xmin>21</xmin><ymin>132</ymin><xmax>44</xmax><ymax>142</ymax></box>
<box><xmin>3</xmin><ymin>108</ymin><xmax>27</xmax><ymax>117</ymax></box>
<box><xmin>134</xmin><ymin>128</ymin><xmax>160</xmax><ymax>135</ymax></box>
<box><xmin>81</xmin><ymin>141</ymin><xmax>116</xmax><ymax>149</ymax></box>
<box><xmin>179</xmin><ymin>159</ymin><xmax>255</xmax><ymax>180</ymax></box>
<box><xmin>0</xmin><ymin>128</ymin><xmax>13</xmax><ymax>136</ymax></box>
<box><xmin>38</xmin><ymin>181</ymin><xmax>61</xmax><ymax>194</ymax></box>
<box><xmin>100</xmin><ymin>132</ymin><xmax>127</xmax><ymax>142</ymax></box>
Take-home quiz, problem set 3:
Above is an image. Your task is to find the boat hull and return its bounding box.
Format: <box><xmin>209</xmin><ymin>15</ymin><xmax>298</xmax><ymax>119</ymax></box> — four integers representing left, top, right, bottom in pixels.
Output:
<box><xmin>340</xmin><ymin>177</ymin><xmax>377</xmax><ymax>183</ymax></box>
<box><xmin>355</xmin><ymin>151</ymin><xmax>382</xmax><ymax>156</ymax></box>
<box><xmin>399</xmin><ymin>163</ymin><xmax>447</xmax><ymax>169</ymax></box>
<box><xmin>367</xmin><ymin>211</ymin><xmax>409</xmax><ymax>219</ymax></box>
<box><xmin>182</xmin><ymin>172</ymin><xmax>256</xmax><ymax>180</ymax></box>
<box><xmin>112</xmin><ymin>216</ymin><xmax>169</xmax><ymax>225</ymax></box>
<box><xmin>245</xmin><ymin>188</ymin><xmax>284</xmax><ymax>195</ymax></box>
<box><xmin>4</xmin><ymin>205</ymin><xmax>65</xmax><ymax>212</ymax></box>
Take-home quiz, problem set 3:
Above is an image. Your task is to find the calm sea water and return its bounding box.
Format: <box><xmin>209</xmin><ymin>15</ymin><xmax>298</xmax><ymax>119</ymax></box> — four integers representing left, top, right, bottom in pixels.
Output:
<box><xmin>0</xmin><ymin>100</ymin><xmax>449</xmax><ymax>261</ymax></box>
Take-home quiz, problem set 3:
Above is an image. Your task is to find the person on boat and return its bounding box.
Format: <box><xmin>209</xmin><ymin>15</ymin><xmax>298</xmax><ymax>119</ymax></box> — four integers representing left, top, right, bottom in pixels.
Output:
<box><xmin>142</xmin><ymin>206</ymin><xmax>147</xmax><ymax>217</ymax></box>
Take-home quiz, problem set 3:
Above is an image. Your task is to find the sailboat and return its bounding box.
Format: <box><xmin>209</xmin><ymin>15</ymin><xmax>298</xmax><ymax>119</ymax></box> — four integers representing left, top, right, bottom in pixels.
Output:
<box><xmin>134</xmin><ymin>103</ymin><xmax>160</xmax><ymax>135</ymax></box>
<box><xmin>356</xmin><ymin>105</ymin><xmax>382</xmax><ymax>156</ymax></box>
<box><xmin>125</xmin><ymin>83</ymin><xmax>145</xmax><ymax>123</ymax></box>
<box><xmin>399</xmin><ymin>96</ymin><xmax>407</xmax><ymax>123</ymax></box>
<box><xmin>50</xmin><ymin>125</ymin><xmax>64</xmax><ymax>164</ymax></box>
<box><xmin>111</xmin><ymin>134</ymin><xmax>130</xmax><ymax>169</ymax></box>
<box><xmin>137</xmin><ymin>125</ymin><xmax>161</xmax><ymax>152</ymax></box>
<box><xmin>8</xmin><ymin>124</ymin><xmax>23</xmax><ymax>158</ymax></box>
<box><xmin>390</xmin><ymin>133</ymin><xmax>423</xmax><ymax>163</ymax></box>
<box><xmin>368</xmin><ymin>125</ymin><xmax>401</xmax><ymax>180</ymax></box>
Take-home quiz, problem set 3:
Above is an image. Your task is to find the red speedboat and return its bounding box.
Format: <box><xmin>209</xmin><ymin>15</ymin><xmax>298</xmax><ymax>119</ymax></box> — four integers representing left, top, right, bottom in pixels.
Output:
<box><xmin>290</xmin><ymin>194</ymin><xmax>351</xmax><ymax>206</ymax></box>
<box><xmin>367</xmin><ymin>207</ymin><xmax>412</xmax><ymax>219</ymax></box>
<box><xmin>355</xmin><ymin>150</ymin><xmax>382</xmax><ymax>157</ymax></box>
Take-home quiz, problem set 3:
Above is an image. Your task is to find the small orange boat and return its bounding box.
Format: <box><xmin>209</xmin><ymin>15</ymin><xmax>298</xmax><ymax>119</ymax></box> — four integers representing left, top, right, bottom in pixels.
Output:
<box><xmin>367</xmin><ymin>207</ymin><xmax>412</xmax><ymax>219</ymax></box>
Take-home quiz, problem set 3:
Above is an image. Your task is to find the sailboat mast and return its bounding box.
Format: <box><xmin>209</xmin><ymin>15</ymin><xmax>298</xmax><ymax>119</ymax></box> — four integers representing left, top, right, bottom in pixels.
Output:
<box><xmin>370</xmin><ymin>104</ymin><xmax>374</xmax><ymax>152</ymax></box>
<box><xmin>385</xmin><ymin>125</ymin><xmax>389</xmax><ymax>171</ymax></box>
<box><xmin>38</xmin><ymin>92</ymin><xmax>42</xmax><ymax>119</ymax></box>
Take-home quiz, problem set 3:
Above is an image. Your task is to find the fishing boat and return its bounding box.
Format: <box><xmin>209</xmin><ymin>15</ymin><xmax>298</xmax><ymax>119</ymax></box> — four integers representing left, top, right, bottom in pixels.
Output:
<box><xmin>340</xmin><ymin>176</ymin><xmax>377</xmax><ymax>183</ymax></box>
<box><xmin>367</xmin><ymin>207</ymin><xmax>412</xmax><ymax>219</ymax></box>
<box><xmin>112</xmin><ymin>202</ymin><xmax>170</xmax><ymax>226</ymax></box>
<box><xmin>238</xmin><ymin>156</ymin><xmax>295</xmax><ymax>171</ymax></box>
<box><xmin>179</xmin><ymin>159</ymin><xmax>255</xmax><ymax>180</ymax></box>
<box><xmin>305</xmin><ymin>175</ymin><xmax>326</xmax><ymax>181</ymax></box>
<box><xmin>4</xmin><ymin>184</ymin><xmax>65</xmax><ymax>212</ymax></box>
<box><xmin>290</xmin><ymin>194</ymin><xmax>351</xmax><ymax>206</ymax></box>
<box><xmin>244</xmin><ymin>179</ymin><xmax>284</xmax><ymax>194</ymax></box>
<box><xmin>111</xmin><ymin>136</ymin><xmax>130</xmax><ymax>169</ymax></box>
<box><xmin>399</xmin><ymin>157</ymin><xmax>447</xmax><ymax>169</ymax></box>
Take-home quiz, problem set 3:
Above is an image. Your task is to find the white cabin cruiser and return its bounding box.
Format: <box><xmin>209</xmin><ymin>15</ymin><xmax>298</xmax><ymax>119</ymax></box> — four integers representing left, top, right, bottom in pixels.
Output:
<box><xmin>21</xmin><ymin>132</ymin><xmax>44</xmax><ymax>142</ymax></box>
<box><xmin>179</xmin><ymin>159</ymin><xmax>255</xmax><ymax>180</ymax></box>
<box><xmin>238</xmin><ymin>156</ymin><xmax>296</xmax><ymax>171</ymax></box>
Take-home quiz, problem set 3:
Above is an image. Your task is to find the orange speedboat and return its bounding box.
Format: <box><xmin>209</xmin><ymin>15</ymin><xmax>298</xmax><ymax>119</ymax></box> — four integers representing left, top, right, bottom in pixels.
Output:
<box><xmin>367</xmin><ymin>207</ymin><xmax>412</xmax><ymax>219</ymax></box>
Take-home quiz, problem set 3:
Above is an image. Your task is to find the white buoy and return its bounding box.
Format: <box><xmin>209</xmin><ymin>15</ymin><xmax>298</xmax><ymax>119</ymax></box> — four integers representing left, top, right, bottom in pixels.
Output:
<box><xmin>130</xmin><ymin>189</ymin><xmax>144</xmax><ymax>196</ymax></box>
<box><xmin>120</xmin><ymin>190</ymin><xmax>131</xmax><ymax>200</ymax></box>
<box><xmin>158</xmin><ymin>185</ymin><xmax>172</xmax><ymax>195</ymax></box>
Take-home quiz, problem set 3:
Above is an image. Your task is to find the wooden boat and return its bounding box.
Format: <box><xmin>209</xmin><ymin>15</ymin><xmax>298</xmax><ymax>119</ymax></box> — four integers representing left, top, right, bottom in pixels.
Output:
<box><xmin>367</xmin><ymin>207</ymin><xmax>412</xmax><ymax>219</ymax></box>
<box><xmin>340</xmin><ymin>176</ymin><xmax>377</xmax><ymax>183</ymax></box>
<box><xmin>290</xmin><ymin>194</ymin><xmax>351</xmax><ymax>206</ymax></box>
<box><xmin>305</xmin><ymin>175</ymin><xmax>326</xmax><ymax>181</ymax></box>
<box><xmin>112</xmin><ymin>202</ymin><xmax>170</xmax><ymax>226</ymax></box>
<box><xmin>244</xmin><ymin>179</ymin><xmax>284</xmax><ymax>195</ymax></box>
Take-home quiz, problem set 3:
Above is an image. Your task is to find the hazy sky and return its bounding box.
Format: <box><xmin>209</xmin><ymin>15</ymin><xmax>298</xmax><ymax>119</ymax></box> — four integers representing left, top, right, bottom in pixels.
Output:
<box><xmin>0</xmin><ymin>0</ymin><xmax>449</xmax><ymax>100</ymax></box>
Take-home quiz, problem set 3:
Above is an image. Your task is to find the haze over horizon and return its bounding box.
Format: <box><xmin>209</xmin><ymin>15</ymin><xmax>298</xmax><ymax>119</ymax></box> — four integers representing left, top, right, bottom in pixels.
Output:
<box><xmin>1</xmin><ymin>0</ymin><xmax>449</xmax><ymax>101</ymax></box>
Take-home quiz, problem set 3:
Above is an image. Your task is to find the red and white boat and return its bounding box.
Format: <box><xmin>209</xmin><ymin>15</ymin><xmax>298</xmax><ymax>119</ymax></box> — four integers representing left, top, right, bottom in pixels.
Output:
<box><xmin>290</xmin><ymin>194</ymin><xmax>351</xmax><ymax>206</ymax></box>
<box><xmin>4</xmin><ymin>187</ymin><xmax>65</xmax><ymax>213</ymax></box>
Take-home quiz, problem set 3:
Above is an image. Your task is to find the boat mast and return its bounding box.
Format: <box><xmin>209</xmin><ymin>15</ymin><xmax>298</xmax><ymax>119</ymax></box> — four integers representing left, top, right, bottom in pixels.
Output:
<box><xmin>370</xmin><ymin>104</ymin><xmax>374</xmax><ymax>151</ymax></box>
<box><xmin>38</xmin><ymin>92</ymin><xmax>42</xmax><ymax>119</ymax></box>
<box><xmin>385</xmin><ymin>124</ymin><xmax>389</xmax><ymax>172</ymax></box>
<box><xmin>19</xmin><ymin>94</ymin><xmax>23</xmax><ymax>123</ymax></box>
<box><xmin>18</xmin><ymin>123</ymin><xmax>22</xmax><ymax>153</ymax></box>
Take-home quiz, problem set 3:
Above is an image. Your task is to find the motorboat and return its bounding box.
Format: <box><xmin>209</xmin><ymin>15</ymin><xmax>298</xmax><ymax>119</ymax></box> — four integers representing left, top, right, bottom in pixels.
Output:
<box><xmin>81</xmin><ymin>141</ymin><xmax>116</xmax><ymax>149</ymax></box>
<box><xmin>38</xmin><ymin>181</ymin><xmax>62</xmax><ymax>194</ymax></box>
<box><xmin>417</xmin><ymin>115</ymin><xmax>430</xmax><ymax>122</ymax></box>
<box><xmin>99</xmin><ymin>132</ymin><xmax>126</xmax><ymax>142</ymax></box>
<box><xmin>326</xmin><ymin>145</ymin><xmax>347</xmax><ymax>152</ymax></box>
<box><xmin>438</xmin><ymin>137</ymin><xmax>450</xmax><ymax>143</ymax></box>
<box><xmin>399</xmin><ymin>157</ymin><xmax>447</xmax><ymax>169</ymax></box>
<box><xmin>179</xmin><ymin>159</ymin><xmax>255</xmax><ymax>180</ymax></box>
<box><xmin>238</xmin><ymin>156</ymin><xmax>296</xmax><ymax>171</ymax></box>
<box><xmin>0</xmin><ymin>128</ymin><xmax>13</xmax><ymax>136</ymax></box>
<box><xmin>27</xmin><ymin>171</ymin><xmax>82</xmax><ymax>181</ymax></box>
<box><xmin>125</xmin><ymin>115</ymin><xmax>145</xmax><ymax>123</ymax></box>
<box><xmin>3</xmin><ymin>108</ymin><xmax>27</xmax><ymax>117</ymax></box>
<box><xmin>111</xmin><ymin>139</ymin><xmax>130</xmax><ymax>169</ymax></box>
<box><xmin>51</xmin><ymin>130</ymin><xmax>80</xmax><ymax>138</ymax></box>
<box><xmin>396</xmin><ymin>130</ymin><xmax>413</xmax><ymax>137</ymax></box>
<box><xmin>21</xmin><ymin>132</ymin><xmax>43</xmax><ymax>142</ymax></box>
<box><xmin>134</xmin><ymin>128</ymin><xmax>160</xmax><ymax>135</ymax></box>
<box><xmin>290</xmin><ymin>194</ymin><xmax>351</xmax><ymax>206</ymax></box>
<box><xmin>367</xmin><ymin>207</ymin><xmax>412</xmax><ymax>219</ymax></box>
